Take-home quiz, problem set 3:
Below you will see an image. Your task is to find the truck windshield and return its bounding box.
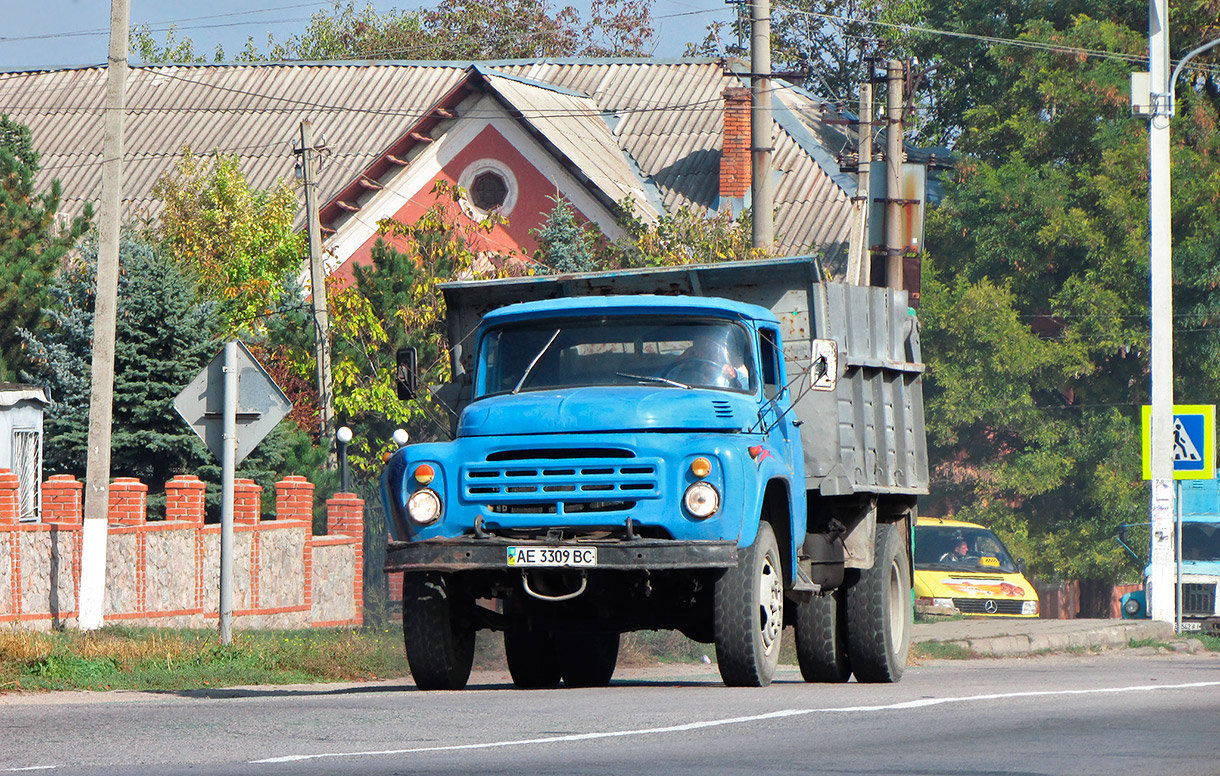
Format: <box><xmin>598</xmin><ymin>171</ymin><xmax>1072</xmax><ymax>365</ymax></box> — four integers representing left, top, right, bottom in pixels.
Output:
<box><xmin>476</xmin><ymin>317</ymin><xmax>754</xmax><ymax>397</ymax></box>
<box><xmin>913</xmin><ymin>525</ymin><xmax>1020</xmax><ymax>574</ymax></box>
<box><xmin>1182</xmin><ymin>521</ymin><xmax>1220</xmax><ymax>562</ymax></box>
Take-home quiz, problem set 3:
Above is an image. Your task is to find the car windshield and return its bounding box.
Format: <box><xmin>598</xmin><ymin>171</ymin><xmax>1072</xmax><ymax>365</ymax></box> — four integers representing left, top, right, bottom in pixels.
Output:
<box><xmin>475</xmin><ymin>316</ymin><xmax>754</xmax><ymax>397</ymax></box>
<box><xmin>914</xmin><ymin>525</ymin><xmax>1020</xmax><ymax>574</ymax></box>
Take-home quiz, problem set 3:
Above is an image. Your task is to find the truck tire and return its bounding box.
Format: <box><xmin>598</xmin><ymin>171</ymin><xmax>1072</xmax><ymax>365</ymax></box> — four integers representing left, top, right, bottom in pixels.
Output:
<box><xmin>713</xmin><ymin>521</ymin><xmax>784</xmax><ymax>687</ymax></box>
<box><xmin>793</xmin><ymin>588</ymin><xmax>851</xmax><ymax>683</ymax></box>
<box><xmin>504</xmin><ymin>628</ymin><xmax>562</xmax><ymax>689</ymax></box>
<box><xmin>402</xmin><ymin>572</ymin><xmax>475</xmax><ymax>691</ymax></box>
<box><xmin>556</xmin><ymin>632</ymin><xmax>620</xmax><ymax>688</ymax></box>
<box><xmin>844</xmin><ymin>521</ymin><xmax>911</xmax><ymax>683</ymax></box>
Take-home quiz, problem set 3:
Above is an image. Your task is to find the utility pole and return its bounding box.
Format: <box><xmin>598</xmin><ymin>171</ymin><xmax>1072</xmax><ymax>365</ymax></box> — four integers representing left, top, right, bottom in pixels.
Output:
<box><xmin>1146</xmin><ymin>0</ymin><xmax>1176</xmax><ymax>628</ymax></box>
<box><xmin>298</xmin><ymin>120</ymin><xmax>334</xmax><ymax>447</ymax></box>
<box><xmin>79</xmin><ymin>0</ymin><xmax>129</xmax><ymax>631</ymax></box>
<box><xmin>884</xmin><ymin>59</ymin><xmax>905</xmax><ymax>291</ymax></box>
<box><xmin>750</xmin><ymin>0</ymin><xmax>773</xmax><ymax>251</ymax></box>
<box><xmin>845</xmin><ymin>82</ymin><xmax>872</xmax><ymax>286</ymax></box>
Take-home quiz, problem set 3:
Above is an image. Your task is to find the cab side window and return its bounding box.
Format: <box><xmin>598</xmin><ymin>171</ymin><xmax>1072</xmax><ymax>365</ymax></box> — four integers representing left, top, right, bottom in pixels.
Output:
<box><xmin>759</xmin><ymin>328</ymin><xmax>782</xmax><ymax>399</ymax></box>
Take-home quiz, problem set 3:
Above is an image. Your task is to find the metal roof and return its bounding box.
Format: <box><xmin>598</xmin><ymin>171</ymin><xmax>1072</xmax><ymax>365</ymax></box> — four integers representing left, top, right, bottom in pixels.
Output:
<box><xmin>0</xmin><ymin>58</ymin><xmax>854</xmax><ymax>259</ymax></box>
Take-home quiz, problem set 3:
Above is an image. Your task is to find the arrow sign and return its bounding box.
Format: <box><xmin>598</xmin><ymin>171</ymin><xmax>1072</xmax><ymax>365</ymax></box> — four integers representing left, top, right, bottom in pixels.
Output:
<box><xmin>1142</xmin><ymin>404</ymin><xmax>1216</xmax><ymax>480</ymax></box>
<box><xmin>174</xmin><ymin>341</ymin><xmax>292</xmax><ymax>465</ymax></box>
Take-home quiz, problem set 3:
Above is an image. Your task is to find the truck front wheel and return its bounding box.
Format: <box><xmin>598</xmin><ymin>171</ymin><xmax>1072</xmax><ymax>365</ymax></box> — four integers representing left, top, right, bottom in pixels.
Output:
<box><xmin>556</xmin><ymin>632</ymin><xmax>620</xmax><ymax>687</ymax></box>
<box><xmin>794</xmin><ymin>587</ymin><xmax>851</xmax><ymax>682</ymax></box>
<box><xmin>402</xmin><ymin>572</ymin><xmax>476</xmax><ymax>691</ymax></box>
<box><xmin>504</xmin><ymin>628</ymin><xmax>562</xmax><ymax>689</ymax></box>
<box><xmin>843</xmin><ymin>521</ymin><xmax>911</xmax><ymax>682</ymax></box>
<box><xmin>713</xmin><ymin>521</ymin><xmax>783</xmax><ymax>687</ymax></box>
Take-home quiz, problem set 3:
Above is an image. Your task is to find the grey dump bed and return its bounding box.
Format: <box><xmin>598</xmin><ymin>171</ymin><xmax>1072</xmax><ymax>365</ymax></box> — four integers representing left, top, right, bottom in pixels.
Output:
<box><xmin>439</xmin><ymin>256</ymin><xmax>928</xmax><ymax>498</ymax></box>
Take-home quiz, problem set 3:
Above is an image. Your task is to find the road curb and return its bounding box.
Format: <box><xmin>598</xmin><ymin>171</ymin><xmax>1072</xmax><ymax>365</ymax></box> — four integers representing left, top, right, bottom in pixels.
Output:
<box><xmin>914</xmin><ymin>620</ymin><xmax>1176</xmax><ymax>657</ymax></box>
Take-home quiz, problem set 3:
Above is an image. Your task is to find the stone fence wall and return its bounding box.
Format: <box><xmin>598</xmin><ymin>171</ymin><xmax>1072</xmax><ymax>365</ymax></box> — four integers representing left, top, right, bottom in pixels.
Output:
<box><xmin>0</xmin><ymin>471</ymin><xmax>363</xmax><ymax>631</ymax></box>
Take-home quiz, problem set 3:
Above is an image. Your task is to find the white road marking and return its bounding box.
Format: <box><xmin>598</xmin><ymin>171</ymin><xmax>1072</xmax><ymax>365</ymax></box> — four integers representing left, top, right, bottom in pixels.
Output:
<box><xmin>3</xmin><ymin>767</ymin><xmax>57</xmax><ymax>772</ymax></box>
<box><xmin>250</xmin><ymin>680</ymin><xmax>1220</xmax><ymax>765</ymax></box>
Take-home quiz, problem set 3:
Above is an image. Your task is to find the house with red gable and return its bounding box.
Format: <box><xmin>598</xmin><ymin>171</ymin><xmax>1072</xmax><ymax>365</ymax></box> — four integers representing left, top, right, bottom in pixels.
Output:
<box><xmin>0</xmin><ymin>57</ymin><xmax>891</xmax><ymax>282</ymax></box>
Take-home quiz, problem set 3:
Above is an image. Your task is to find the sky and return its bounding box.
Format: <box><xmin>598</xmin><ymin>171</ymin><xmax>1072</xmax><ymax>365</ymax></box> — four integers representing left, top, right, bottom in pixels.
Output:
<box><xmin>0</xmin><ymin>0</ymin><xmax>734</xmax><ymax>70</ymax></box>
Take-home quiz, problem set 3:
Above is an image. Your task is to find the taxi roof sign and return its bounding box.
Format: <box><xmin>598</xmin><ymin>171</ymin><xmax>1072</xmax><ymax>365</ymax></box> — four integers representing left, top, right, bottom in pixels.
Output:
<box><xmin>1141</xmin><ymin>404</ymin><xmax>1216</xmax><ymax>480</ymax></box>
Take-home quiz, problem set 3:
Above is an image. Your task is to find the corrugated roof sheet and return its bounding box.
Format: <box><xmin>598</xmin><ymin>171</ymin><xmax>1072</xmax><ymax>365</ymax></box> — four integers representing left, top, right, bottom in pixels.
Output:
<box><xmin>0</xmin><ymin>58</ymin><xmax>856</xmax><ymax>259</ymax></box>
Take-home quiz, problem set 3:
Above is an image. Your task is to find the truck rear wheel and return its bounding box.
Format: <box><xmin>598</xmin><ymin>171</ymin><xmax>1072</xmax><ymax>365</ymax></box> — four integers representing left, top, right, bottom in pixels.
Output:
<box><xmin>713</xmin><ymin>521</ymin><xmax>783</xmax><ymax>687</ymax></box>
<box><xmin>844</xmin><ymin>521</ymin><xmax>911</xmax><ymax>682</ymax></box>
<box><xmin>556</xmin><ymin>632</ymin><xmax>620</xmax><ymax>687</ymax></box>
<box><xmin>504</xmin><ymin>628</ymin><xmax>562</xmax><ymax>689</ymax></box>
<box><xmin>794</xmin><ymin>588</ymin><xmax>851</xmax><ymax>683</ymax></box>
<box><xmin>402</xmin><ymin>572</ymin><xmax>475</xmax><ymax>691</ymax></box>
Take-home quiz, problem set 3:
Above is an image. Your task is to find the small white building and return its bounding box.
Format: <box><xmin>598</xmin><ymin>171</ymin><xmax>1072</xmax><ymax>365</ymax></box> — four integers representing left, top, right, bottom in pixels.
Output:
<box><xmin>0</xmin><ymin>383</ymin><xmax>49</xmax><ymax>521</ymax></box>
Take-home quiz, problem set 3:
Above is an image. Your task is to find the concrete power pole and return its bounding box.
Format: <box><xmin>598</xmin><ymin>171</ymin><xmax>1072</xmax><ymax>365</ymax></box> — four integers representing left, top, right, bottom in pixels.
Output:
<box><xmin>846</xmin><ymin>82</ymin><xmax>873</xmax><ymax>286</ymax></box>
<box><xmin>1147</xmin><ymin>0</ymin><xmax>1176</xmax><ymax>628</ymax></box>
<box><xmin>299</xmin><ymin>120</ymin><xmax>334</xmax><ymax>447</ymax></box>
<box><xmin>884</xmin><ymin>59</ymin><xmax>905</xmax><ymax>291</ymax></box>
<box><xmin>79</xmin><ymin>0</ymin><xmax>130</xmax><ymax>631</ymax></box>
<box><xmin>750</xmin><ymin>0</ymin><xmax>774</xmax><ymax>251</ymax></box>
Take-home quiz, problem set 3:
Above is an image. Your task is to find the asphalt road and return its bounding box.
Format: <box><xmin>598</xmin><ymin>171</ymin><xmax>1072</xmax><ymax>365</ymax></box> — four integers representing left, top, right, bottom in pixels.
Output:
<box><xmin>4</xmin><ymin>651</ymin><xmax>1220</xmax><ymax>776</ymax></box>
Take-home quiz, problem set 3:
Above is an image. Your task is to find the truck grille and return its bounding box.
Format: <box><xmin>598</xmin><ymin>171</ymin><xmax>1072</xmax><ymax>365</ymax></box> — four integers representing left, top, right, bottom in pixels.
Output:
<box><xmin>1182</xmin><ymin>583</ymin><xmax>1217</xmax><ymax>616</ymax></box>
<box><xmin>953</xmin><ymin>598</ymin><xmax>1027</xmax><ymax>615</ymax></box>
<box><xmin>464</xmin><ymin>449</ymin><xmax>660</xmax><ymax>516</ymax></box>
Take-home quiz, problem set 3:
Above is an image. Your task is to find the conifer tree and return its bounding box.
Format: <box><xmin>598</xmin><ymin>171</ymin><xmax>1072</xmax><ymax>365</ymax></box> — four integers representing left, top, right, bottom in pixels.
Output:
<box><xmin>0</xmin><ymin>114</ymin><xmax>91</xmax><ymax>381</ymax></box>
<box><xmin>20</xmin><ymin>232</ymin><xmax>220</xmax><ymax>487</ymax></box>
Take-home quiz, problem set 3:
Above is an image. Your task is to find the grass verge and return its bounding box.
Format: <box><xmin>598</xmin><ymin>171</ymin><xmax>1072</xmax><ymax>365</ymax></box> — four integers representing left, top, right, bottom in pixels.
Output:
<box><xmin>0</xmin><ymin>626</ymin><xmax>411</xmax><ymax>693</ymax></box>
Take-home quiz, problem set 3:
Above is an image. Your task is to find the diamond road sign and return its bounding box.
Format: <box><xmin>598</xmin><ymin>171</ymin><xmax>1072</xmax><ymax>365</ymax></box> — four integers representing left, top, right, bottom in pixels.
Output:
<box><xmin>1141</xmin><ymin>404</ymin><xmax>1216</xmax><ymax>480</ymax></box>
<box><xmin>174</xmin><ymin>341</ymin><xmax>293</xmax><ymax>465</ymax></box>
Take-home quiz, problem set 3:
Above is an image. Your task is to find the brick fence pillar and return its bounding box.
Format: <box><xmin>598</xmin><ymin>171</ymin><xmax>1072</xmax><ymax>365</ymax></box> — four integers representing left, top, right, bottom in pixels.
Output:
<box><xmin>234</xmin><ymin>478</ymin><xmax>262</xmax><ymax>524</ymax></box>
<box><xmin>108</xmin><ymin>477</ymin><xmax>147</xmax><ymax>525</ymax></box>
<box><xmin>325</xmin><ymin>493</ymin><xmax>364</xmax><ymax>537</ymax></box>
<box><xmin>42</xmin><ymin>474</ymin><xmax>83</xmax><ymax>525</ymax></box>
<box><xmin>275</xmin><ymin>476</ymin><xmax>314</xmax><ymax>527</ymax></box>
<box><xmin>0</xmin><ymin>469</ymin><xmax>18</xmax><ymax>524</ymax></box>
<box><xmin>164</xmin><ymin>475</ymin><xmax>206</xmax><ymax>524</ymax></box>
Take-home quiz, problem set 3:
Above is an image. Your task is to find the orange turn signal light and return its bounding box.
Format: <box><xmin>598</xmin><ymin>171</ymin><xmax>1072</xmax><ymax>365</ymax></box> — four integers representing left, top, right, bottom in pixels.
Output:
<box><xmin>690</xmin><ymin>457</ymin><xmax>711</xmax><ymax>478</ymax></box>
<box><xmin>413</xmin><ymin>464</ymin><xmax>435</xmax><ymax>484</ymax></box>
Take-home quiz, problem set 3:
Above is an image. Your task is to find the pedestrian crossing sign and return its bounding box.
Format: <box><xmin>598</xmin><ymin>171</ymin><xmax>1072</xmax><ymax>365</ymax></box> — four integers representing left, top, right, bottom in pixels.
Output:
<box><xmin>1141</xmin><ymin>404</ymin><xmax>1216</xmax><ymax>480</ymax></box>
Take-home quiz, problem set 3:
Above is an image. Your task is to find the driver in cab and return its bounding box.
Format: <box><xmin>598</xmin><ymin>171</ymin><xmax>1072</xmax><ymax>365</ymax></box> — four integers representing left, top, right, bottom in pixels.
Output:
<box><xmin>675</xmin><ymin>332</ymin><xmax>748</xmax><ymax>389</ymax></box>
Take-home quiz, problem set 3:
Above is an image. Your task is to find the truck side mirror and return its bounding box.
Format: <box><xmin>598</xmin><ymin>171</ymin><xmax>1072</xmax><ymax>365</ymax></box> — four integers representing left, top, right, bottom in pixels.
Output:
<box><xmin>396</xmin><ymin>347</ymin><xmax>419</xmax><ymax>400</ymax></box>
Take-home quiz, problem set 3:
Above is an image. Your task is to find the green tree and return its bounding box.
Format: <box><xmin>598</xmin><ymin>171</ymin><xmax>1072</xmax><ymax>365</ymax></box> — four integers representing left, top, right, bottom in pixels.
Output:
<box><xmin>0</xmin><ymin>114</ymin><xmax>91</xmax><ymax>381</ymax></box>
<box><xmin>151</xmin><ymin>147</ymin><xmax>304</xmax><ymax>335</ymax></box>
<box><xmin>604</xmin><ymin>204</ymin><xmax>764</xmax><ymax>268</ymax></box>
<box><xmin>919</xmin><ymin>11</ymin><xmax>1220</xmax><ymax>589</ymax></box>
<box><xmin>132</xmin><ymin>0</ymin><xmax>654</xmax><ymax>64</ymax></box>
<box><xmin>20</xmin><ymin>232</ymin><xmax>220</xmax><ymax>487</ymax></box>
<box><xmin>339</xmin><ymin>182</ymin><xmax>507</xmax><ymax>467</ymax></box>
<box><xmin>534</xmin><ymin>196</ymin><xmax>598</xmax><ymax>273</ymax></box>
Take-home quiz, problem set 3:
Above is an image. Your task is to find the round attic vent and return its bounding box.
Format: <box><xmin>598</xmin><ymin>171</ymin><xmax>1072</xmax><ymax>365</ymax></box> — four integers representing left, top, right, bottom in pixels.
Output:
<box><xmin>459</xmin><ymin>158</ymin><xmax>518</xmax><ymax>217</ymax></box>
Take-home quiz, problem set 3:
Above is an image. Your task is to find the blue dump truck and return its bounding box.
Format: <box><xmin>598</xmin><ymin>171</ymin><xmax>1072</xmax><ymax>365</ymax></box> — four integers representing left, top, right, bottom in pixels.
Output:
<box><xmin>382</xmin><ymin>257</ymin><xmax>928</xmax><ymax>689</ymax></box>
<box><xmin>1122</xmin><ymin>478</ymin><xmax>1220</xmax><ymax>633</ymax></box>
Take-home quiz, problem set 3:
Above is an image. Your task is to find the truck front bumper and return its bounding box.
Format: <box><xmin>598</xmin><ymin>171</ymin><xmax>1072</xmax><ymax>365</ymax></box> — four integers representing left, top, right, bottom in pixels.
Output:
<box><xmin>385</xmin><ymin>538</ymin><xmax>738</xmax><ymax>573</ymax></box>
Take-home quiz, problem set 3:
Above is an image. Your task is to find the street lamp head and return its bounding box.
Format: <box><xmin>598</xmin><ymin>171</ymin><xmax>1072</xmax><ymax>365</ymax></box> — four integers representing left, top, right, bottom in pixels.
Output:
<box><xmin>336</xmin><ymin>426</ymin><xmax>353</xmax><ymax>444</ymax></box>
<box><xmin>392</xmin><ymin>428</ymin><xmax>410</xmax><ymax>447</ymax></box>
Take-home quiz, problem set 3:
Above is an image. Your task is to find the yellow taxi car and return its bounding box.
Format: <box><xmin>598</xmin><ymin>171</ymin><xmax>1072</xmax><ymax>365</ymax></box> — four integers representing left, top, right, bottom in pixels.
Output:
<box><xmin>913</xmin><ymin>517</ymin><xmax>1039</xmax><ymax>617</ymax></box>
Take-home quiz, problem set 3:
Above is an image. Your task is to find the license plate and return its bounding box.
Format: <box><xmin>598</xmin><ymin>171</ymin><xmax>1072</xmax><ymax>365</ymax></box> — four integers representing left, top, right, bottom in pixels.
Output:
<box><xmin>1180</xmin><ymin>621</ymin><xmax>1203</xmax><ymax>631</ymax></box>
<box><xmin>507</xmin><ymin>546</ymin><xmax>598</xmax><ymax>567</ymax></box>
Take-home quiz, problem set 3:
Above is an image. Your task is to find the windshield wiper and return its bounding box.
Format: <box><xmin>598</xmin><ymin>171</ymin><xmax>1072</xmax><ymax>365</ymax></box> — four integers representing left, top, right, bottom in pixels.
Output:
<box><xmin>616</xmin><ymin>372</ymin><xmax>692</xmax><ymax>389</ymax></box>
<box><xmin>513</xmin><ymin>329</ymin><xmax>561</xmax><ymax>394</ymax></box>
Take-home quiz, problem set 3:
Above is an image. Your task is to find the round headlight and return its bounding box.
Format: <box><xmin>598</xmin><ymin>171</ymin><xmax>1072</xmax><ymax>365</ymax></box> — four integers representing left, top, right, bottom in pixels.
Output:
<box><xmin>407</xmin><ymin>488</ymin><xmax>442</xmax><ymax>525</ymax></box>
<box><xmin>683</xmin><ymin>482</ymin><xmax>720</xmax><ymax>518</ymax></box>
<box><xmin>1123</xmin><ymin>597</ymin><xmax>1142</xmax><ymax>616</ymax></box>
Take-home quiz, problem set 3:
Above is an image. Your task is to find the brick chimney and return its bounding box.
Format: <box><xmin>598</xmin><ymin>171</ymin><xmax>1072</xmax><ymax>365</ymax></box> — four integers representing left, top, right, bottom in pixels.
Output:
<box><xmin>720</xmin><ymin>86</ymin><xmax>752</xmax><ymax>203</ymax></box>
